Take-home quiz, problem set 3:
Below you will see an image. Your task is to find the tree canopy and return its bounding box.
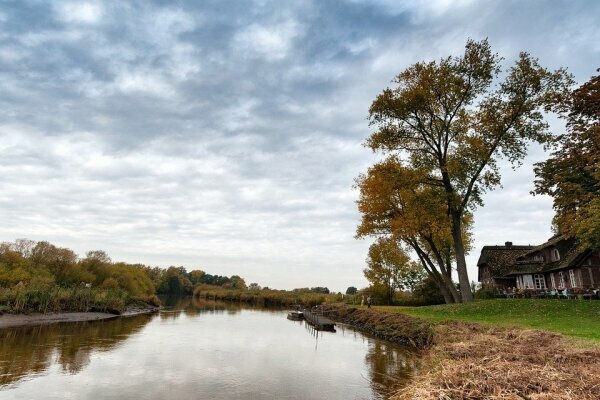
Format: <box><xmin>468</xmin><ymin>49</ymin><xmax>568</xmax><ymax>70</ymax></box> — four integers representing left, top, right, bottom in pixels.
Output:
<box><xmin>365</xmin><ymin>39</ymin><xmax>572</xmax><ymax>301</ymax></box>
<box><xmin>534</xmin><ymin>69</ymin><xmax>600</xmax><ymax>247</ymax></box>
<box><xmin>355</xmin><ymin>156</ymin><xmax>468</xmax><ymax>303</ymax></box>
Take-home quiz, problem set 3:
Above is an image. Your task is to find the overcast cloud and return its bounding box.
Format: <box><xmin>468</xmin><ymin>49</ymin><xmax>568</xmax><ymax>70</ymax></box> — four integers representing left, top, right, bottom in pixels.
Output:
<box><xmin>0</xmin><ymin>0</ymin><xmax>598</xmax><ymax>291</ymax></box>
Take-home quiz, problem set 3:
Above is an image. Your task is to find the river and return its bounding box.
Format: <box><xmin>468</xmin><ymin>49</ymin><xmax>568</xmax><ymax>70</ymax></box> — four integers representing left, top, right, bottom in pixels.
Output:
<box><xmin>0</xmin><ymin>298</ymin><xmax>418</xmax><ymax>399</ymax></box>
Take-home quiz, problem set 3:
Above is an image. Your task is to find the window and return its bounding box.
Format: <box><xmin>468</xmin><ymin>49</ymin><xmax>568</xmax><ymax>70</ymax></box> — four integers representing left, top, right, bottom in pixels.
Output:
<box><xmin>533</xmin><ymin>254</ymin><xmax>544</xmax><ymax>262</ymax></box>
<box><xmin>550</xmin><ymin>273</ymin><xmax>556</xmax><ymax>289</ymax></box>
<box><xmin>523</xmin><ymin>274</ymin><xmax>534</xmax><ymax>289</ymax></box>
<box><xmin>552</xmin><ymin>249</ymin><xmax>560</xmax><ymax>261</ymax></box>
<box><xmin>534</xmin><ymin>274</ymin><xmax>546</xmax><ymax>289</ymax></box>
<box><xmin>558</xmin><ymin>271</ymin><xmax>565</xmax><ymax>288</ymax></box>
<box><xmin>569</xmin><ymin>269</ymin><xmax>577</xmax><ymax>288</ymax></box>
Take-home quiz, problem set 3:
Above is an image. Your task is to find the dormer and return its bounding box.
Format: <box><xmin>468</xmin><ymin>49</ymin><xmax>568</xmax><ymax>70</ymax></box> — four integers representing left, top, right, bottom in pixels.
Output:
<box><xmin>551</xmin><ymin>248</ymin><xmax>560</xmax><ymax>262</ymax></box>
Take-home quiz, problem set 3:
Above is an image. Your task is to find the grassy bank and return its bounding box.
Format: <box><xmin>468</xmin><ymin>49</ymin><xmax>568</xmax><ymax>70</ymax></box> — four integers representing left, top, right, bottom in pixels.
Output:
<box><xmin>0</xmin><ymin>284</ymin><xmax>159</xmax><ymax>315</ymax></box>
<box><xmin>194</xmin><ymin>286</ymin><xmax>342</xmax><ymax>307</ymax></box>
<box><xmin>375</xmin><ymin>299</ymin><xmax>600</xmax><ymax>342</ymax></box>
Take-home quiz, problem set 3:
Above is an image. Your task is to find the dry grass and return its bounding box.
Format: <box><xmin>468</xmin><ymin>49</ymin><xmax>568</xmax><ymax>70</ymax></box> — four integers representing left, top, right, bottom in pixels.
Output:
<box><xmin>322</xmin><ymin>303</ymin><xmax>434</xmax><ymax>349</ymax></box>
<box><xmin>393</xmin><ymin>322</ymin><xmax>600</xmax><ymax>400</ymax></box>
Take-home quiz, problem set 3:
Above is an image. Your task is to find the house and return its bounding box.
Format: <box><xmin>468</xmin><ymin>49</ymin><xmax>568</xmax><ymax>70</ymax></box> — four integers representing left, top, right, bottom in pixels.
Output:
<box><xmin>477</xmin><ymin>234</ymin><xmax>600</xmax><ymax>291</ymax></box>
<box><xmin>477</xmin><ymin>242</ymin><xmax>534</xmax><ymax>289</ymax></box>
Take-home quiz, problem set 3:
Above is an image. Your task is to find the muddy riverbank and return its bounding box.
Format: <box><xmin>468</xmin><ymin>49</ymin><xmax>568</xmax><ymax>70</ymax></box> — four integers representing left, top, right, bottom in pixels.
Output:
<box><xmin>0</xmin><ymin>305</ymin><xmax>159</xmax><ymax>329</ymax></box>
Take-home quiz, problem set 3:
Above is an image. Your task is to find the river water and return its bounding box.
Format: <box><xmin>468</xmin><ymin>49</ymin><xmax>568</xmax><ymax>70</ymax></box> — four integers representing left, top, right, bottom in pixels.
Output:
<box><xmin>0</xmin><ymin>298</ymin><xmax>418</xmax><ymax>399</ymax></box>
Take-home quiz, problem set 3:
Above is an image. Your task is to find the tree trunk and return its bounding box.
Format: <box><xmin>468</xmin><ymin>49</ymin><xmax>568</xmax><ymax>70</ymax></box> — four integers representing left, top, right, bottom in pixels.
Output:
<box><xmin>435</xmin><ymin>278</ymin><xmax>455</xmax><ymax>304</ymax></box>
<box><xmin>451</xmin><ymin>211</ymin><xmax>473</xmax><ymax>302</ymax></box>
<box><xmin>424</xmin><ymin>236</ymin><xmax>461</xmax><ymax>303</ymax></box>
<box><xmin>413</xmin><ymin>244</ymin><xmax>456</xmax><ymax>304</ymax></box>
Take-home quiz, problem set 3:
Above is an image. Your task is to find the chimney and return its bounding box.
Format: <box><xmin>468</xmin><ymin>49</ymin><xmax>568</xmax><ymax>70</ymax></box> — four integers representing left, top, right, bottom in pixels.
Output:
<box><xmin>505</xmin><ymin>241</ymin><xmax>513</xmax><ymax>248</ymax></box>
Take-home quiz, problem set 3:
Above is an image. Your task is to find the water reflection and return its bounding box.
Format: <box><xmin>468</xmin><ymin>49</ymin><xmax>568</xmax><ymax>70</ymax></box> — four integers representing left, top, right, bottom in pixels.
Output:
<box><xmin>0</xmin><ymin>314</ymin><xmax>153</xmax><ymax>388</ymax></box>
<box><xmin>365</xmin><ymin>340</ymin><xmax>417</xmax><ymax>398</ymax></box>
<box><xmin>158</xmin><ymin>296</ymin><xmax>245</xmax><ymax>320</ymax></box>
<box><xmin>1</xmin><ymin>301</ymin><xmax>418</xmax><ymax>399</ymax></box>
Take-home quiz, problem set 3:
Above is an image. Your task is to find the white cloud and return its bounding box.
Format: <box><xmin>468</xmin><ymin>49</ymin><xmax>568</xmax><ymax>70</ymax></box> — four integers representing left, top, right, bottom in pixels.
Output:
<box><xmin>55</xmin><ymin>2</ymin><xmax>104</xmax><ymax>25</ymax></box>
<box><xmin>233</xmin><ymin>20</ymin><xmax>302</xmax><ymax>61</ymax></box>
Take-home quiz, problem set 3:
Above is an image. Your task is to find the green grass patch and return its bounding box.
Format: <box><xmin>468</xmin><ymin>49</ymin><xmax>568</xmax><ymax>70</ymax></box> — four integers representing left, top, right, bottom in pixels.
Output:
<box><xmin>375</xmin><ymin>299</ymin><xmax>600</xmax><ymax>342</ymax></box>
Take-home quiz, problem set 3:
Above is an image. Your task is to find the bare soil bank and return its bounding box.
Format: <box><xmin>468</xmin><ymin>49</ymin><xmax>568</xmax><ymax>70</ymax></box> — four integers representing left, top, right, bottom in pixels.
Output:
<box><xmin>0</xmin><ymin>305</ymin><xmax>159</xmax><ymax>329</ymax></box>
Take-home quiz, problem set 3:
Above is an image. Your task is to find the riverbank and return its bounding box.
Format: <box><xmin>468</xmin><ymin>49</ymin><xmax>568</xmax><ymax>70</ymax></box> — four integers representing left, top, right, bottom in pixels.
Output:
<box><xmin>322</xmin><ymin>304</ymin><xmax>600</xmax><ymax>399</ymax></box>
<box><xmin>394</xmin><ymin>322</ymin><xmax>600</xmax><ymax>399</ymax></box>
<box><xmin>377</xmin><ymin>299</ymin><xmax>600</xmax><ymax>342</ymax></box>
<box><xmin>0</xmin><ymin>304</ymin><xmax>159</xmax><ymax>329</ymax></box>
<box><xmin>321</xmin><ymin>304</ymin><xmax>434</xmax><ymax>349</ymax></box>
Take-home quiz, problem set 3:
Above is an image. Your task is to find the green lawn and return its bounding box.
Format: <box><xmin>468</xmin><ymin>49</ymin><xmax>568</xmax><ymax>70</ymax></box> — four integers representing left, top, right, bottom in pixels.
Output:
<box><xmin>374</xmin><ymin>299</ymin><xmax>600</xmax><ymax>342</ymax></box>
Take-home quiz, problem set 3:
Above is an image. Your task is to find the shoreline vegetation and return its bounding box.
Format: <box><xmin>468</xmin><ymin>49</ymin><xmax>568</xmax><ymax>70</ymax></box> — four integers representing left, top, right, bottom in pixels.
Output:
<box><xmin>193</xmin><ymin>285</ymin><xmax>341</xmax><ymax>307</ymax></box>
<box><xmin>323</xmin><ymin>303</ymin><xmax>600</xmax><ymax>400</ymax></box>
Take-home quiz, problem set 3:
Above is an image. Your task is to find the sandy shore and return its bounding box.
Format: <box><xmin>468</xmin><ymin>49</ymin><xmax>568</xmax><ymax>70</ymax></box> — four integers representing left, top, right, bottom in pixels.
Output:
<box><xmin>0</xmin><ymin>306</ymin><xmax>159</xmax><ymax>329</ymax></box>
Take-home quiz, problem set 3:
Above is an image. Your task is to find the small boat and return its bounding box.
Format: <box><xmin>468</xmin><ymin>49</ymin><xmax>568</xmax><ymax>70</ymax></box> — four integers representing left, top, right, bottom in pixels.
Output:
<box><xmin>287</xmin><ymin>310</ymin><xmax>304</xmax><ymax>320</ymax></box>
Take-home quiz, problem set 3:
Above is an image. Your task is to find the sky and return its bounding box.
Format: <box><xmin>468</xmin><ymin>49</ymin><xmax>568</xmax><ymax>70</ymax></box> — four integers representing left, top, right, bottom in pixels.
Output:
<box><xmin>0</xmin><ymin>0</ymin><xmax>598</xmax><ymax>292</ymax></box>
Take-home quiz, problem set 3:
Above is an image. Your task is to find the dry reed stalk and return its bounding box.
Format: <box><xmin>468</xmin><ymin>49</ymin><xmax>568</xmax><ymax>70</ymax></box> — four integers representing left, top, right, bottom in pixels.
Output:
<box><xmin>393</xmin><ymin>322</ymin><xmax>600</xmax><ymax>400</ymax></box>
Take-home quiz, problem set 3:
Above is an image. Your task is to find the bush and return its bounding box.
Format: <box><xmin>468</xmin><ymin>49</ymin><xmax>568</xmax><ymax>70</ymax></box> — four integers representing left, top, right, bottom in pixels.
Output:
<box><xmin>475</xmin><ymin>285</ymin><xmax>497</xmax><ymax>300</ymax></box>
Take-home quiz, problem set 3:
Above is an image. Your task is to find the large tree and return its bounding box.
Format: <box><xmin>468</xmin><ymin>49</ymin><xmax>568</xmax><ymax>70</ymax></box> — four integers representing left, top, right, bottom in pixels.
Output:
<box><xmin>356</xmin><ymin>156</ymin><xmax>466</xmax><ymax>303</ymax></box>
<box><xmin>534</xmin><ymin>69</ymin><xmax>600</xmax><ymax>247</ymax></box>
<box><xmin>367</xmin><ymin>39</ymin><xmax>572</xmax><ymax>301</ymax></box>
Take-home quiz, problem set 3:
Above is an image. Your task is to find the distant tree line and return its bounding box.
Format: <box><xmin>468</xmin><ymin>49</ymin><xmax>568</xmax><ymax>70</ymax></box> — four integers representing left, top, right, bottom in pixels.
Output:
<box><xmin>0</xmin><ymin>239</ymin><xmax>249</xmax><ymax>304</ymax></box>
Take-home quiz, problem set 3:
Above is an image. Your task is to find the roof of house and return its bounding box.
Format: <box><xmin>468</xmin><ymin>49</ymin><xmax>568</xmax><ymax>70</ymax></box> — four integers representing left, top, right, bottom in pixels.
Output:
<box><xmin>517</xmin><ymin>234</ymin><xmax>566</xmax><ymax>259</ymax></box>
<box><xmin>479</xmin><ymin>234</ymin><xmax>593</xmax><ymax>278</ymax></box>
<box><xmin>477</xmin><ymin>244</ymin><xmax>535</xmax><ymax>278</ymax></box>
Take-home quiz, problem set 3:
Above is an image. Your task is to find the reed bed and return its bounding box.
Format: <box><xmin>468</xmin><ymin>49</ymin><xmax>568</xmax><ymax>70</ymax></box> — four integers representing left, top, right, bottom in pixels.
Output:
<box><xmin>194</xmin><ymin>285</ymin><xmax>340</xmax><ymax>307</ymax></box>
<box><xmin>394</xmin><ymin>322</ymin><xmax>600</xmax><ymax>399</ymax></box>
<box><xmin>0</xmin><ymin>284</ymin><xmax>159</xmax><ymax>315</ymax></box>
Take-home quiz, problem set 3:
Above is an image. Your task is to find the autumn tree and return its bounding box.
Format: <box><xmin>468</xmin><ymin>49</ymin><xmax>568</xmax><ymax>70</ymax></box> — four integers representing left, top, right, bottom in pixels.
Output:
<box><xmin>534</xmin><ymin>69</ymin><xmax>600</xmax><ymax>247</ymax></box>
<box><xmin>188</xmin><ymin>269</ymin><xmax>206</xmax><ymax>285</ymax></box>
<box><xmin>356</xmin><ymin>157</ymin><xmax>465</xmax><ymax>303</ymax></box>
<box><xmin>367</xmin><ymin>39</ymin><xmax>572</xmax><ymax>301</ymax></box>
<box><xmin>363</xmin><ymin>237</ymin><xmax>421</xmax><ymax>305</ymax></box>
<box><xmin>226</xmin><ymin>275</ymin><xmax>247</xmax><ymax>290</ymax></box>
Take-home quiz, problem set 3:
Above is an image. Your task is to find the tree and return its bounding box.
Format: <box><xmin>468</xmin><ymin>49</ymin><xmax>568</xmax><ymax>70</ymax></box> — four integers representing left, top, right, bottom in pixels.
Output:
<box><xmin>355</xmin><ymin>156</ymin><xmax>466</xmax><ymax>303</ymax></box>
<box><xmin>345</xmin><ymin>286</ymin><xmax>358</xmax><ymax>295</ymax></box>
<box><xmin>248</xmin><ymin>282</ymin><xmax>261</xmax><ymax>291</ymax></box>
<box><xmin>30</xmin><ymin>241</ymin><xmax>79</xmax><ymax>282</ymax></box>
<box><xmin>534</xmin><ymin>69</ymin><xmax>600</xmax><ymax>247</ymax></box>
<box><xmin>188</xmin><ymin>269</ymin><xmax>206</xmax><ymax>285</ymax></box>
<box><xmin>158</xmin><ymin>266</ymin><xmax>193</xmax><ymax>295</ymax></box>
<box><xmin>363</xmin><ymin>237</ymin><xmax>415</xmax><ymax>305</ymax></box>
<box><xmin>367</xmin><ymin>39</ymin><xmax>572</xmax><ymax>301</ymax></box>
<box><xmin>227</xmin><ymin>275</ymin><xmax>247</xmax><ymax>290</ymax></box>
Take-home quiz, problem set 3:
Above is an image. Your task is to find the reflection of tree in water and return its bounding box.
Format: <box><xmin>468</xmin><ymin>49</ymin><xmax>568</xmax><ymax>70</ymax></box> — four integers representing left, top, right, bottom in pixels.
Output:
<box><xmin>0</xmin><ymin>314</ymin><xmax>153</xmax><ymax>387</ymax></box>
<box><xmin>158</xmin><ymin>296</ymin><xmax>243</xmax><ymax>320</ymax></box>
<box><xmin>364</xmin><ymin>340</ymin><xmax>419</xmax><ymax>399</ymax></box>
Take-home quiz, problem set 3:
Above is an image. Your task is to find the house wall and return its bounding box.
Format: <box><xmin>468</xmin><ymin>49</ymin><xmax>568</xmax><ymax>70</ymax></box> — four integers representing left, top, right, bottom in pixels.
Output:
<box><xmin>545</xmin><ymin>267</ymin><xmax>600</xmax><ymax>290</ymax></box>
<box><xmin>486</xmin><ymin>277</ymin><xmax>515</xmax><ymax>289</ymax></box>
<box><xmin>590</xmin><ymin>266</ymin><xmax>600</xmax><ymax>287</ymax></box>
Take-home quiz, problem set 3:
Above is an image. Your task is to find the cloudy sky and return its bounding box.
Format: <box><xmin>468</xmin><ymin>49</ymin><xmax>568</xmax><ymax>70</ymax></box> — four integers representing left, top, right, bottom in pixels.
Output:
<box><xmin>0</xmin><ymin>0</ymin><xmax>598</xmax><ymax>291</ymax></box>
